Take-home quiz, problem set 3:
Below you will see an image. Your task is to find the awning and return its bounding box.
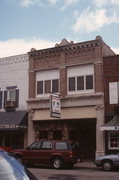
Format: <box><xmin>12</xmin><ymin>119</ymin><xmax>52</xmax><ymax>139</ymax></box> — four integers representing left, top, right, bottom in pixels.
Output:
<box><xmin>0</xmin><ymin>111</ymin><xmax>28</xmax><ymax>130</ymax></box>
<box><xmin>100</xmin><ymin>115</ymin><xmax>119</xmax><ymax>131</ymax></box>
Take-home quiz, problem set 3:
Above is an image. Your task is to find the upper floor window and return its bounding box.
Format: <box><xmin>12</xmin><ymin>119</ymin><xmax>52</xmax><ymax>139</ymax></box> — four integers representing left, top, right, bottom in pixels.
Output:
<box><xmin>8</xmin><ymin>89</ymin><xmax>16</xmax><ymax>101</ymax></box>
<box><xmin>109</xmin><ymin>82</ymin><xmax>119</xmax><ymax>104</ymax></box>
<box><xmin>37</xmin><ymin>79</ymin><xmax>59</xmax><ymax>95</ymax></box>
<box><xmin>68</xmin><ymin>75</ymin><xmax>93</xmax><ymax>92</ymax></box>
<box><xmin>67</xmin><ymin>64</ymin><xmax>94</xmax><ymax>94</ymax></box>
<box><xmin>4</xmin><ymin>87</ymin><xmax>19</xmax><ymax>109</ymax></box>
<box><xmin>36</xmin><ymin>69</ymin><xmax>59</xmax><ymax>97</ymax></box>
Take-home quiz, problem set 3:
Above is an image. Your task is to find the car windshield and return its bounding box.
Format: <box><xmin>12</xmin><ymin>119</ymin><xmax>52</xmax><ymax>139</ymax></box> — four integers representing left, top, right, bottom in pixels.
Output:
<box><xmin>0</xmin><ymin>153</ymin><xmax>30</xmax><ymax>180</ymax></box>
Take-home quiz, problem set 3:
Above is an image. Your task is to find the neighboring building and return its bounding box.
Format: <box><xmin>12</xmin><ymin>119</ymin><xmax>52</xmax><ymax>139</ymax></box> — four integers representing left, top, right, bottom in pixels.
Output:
<box><xmin>27</xmin><ymin>36</ymin><xmax>115</xmax><ymax>160</ymax></box>
<box><xmin>0</xmin><ymin>54</ymin><xmax>29</xmax><ymax>149</ymax></box>
<box><xmin>101</xmin><ymin>55</ymin><xmax>119</xmax><ymax>154</ymax></box>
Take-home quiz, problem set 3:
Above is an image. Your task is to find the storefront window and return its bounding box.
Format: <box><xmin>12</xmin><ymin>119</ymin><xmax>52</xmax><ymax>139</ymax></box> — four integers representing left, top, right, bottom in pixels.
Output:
<box><xmin>108</xmin><ymin>131</ymin><xmax>119</xmax><ymax>149</ymax></box>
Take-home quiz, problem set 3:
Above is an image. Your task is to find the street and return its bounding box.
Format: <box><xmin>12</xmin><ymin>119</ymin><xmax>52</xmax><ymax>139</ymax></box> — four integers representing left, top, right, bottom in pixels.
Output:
<box><xmin>29</xmin><ymin>162</ymin><xmax>119</xmax><ymax>180</ymax></box>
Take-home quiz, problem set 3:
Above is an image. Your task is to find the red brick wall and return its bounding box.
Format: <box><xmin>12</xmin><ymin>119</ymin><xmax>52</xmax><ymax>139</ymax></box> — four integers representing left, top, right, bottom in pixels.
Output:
<box><xmin>28</xmin><ymin>38</ymin><xmax>114</xmax><ymax>100</ymax></box>
<box><xmin>103</xmin><ymin>55</ymin><xmax>119</xmax><ymax>114</ymax></box>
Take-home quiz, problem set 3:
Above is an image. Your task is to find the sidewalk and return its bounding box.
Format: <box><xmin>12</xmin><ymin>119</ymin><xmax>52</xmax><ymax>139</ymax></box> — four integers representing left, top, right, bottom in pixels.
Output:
<box><xmin>75</xmin><ymin>160</ymin><xmax>96</xmax><ymax>169</ymax></box>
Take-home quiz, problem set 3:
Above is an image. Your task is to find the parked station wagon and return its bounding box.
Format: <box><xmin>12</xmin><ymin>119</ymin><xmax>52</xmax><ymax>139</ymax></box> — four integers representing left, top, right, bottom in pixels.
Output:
<box><xmin>12</xmin><ymin>140</ymin><xmax>80</xmax><ymax>169</ymax></box>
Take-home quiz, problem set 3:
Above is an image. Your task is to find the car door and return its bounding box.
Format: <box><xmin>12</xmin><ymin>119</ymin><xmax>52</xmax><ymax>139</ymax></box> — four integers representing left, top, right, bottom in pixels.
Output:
<box><xmin>23</xmin><ymin>141</ymin><xmax>42</xmax><ymax>164</ymax></box>
<box><xmin>39</xmin><ymin>141</ymin><xmax>53</xmax><ymax>164</ymax></box>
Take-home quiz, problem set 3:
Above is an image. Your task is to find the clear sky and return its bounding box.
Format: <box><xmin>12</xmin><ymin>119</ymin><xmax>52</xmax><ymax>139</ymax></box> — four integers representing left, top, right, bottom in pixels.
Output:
<box><xmin>0</xmin><ymin>0</ymin><xmax>119</xmax><ymax>58</ymax></box>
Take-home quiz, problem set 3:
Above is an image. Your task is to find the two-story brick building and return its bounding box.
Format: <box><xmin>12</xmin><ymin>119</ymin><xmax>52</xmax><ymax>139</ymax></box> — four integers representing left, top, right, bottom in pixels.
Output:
<box><xmin>0</xmin><ymin>54</ymin><xmax>29</xmax><ymax>149</ymax></box>
<box><xmin>27</xmin><ymin>36</ymin><xmax>115</xmax><ymax>160</ymax></box>
<box><xmin>101</xmin><ymin>55</ymin><xmax>119</xmax><ymax>154</ymax></box>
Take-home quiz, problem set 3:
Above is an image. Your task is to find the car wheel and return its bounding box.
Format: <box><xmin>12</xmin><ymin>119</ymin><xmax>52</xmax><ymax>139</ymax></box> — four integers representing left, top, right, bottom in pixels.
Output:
<box><xmin>15</xmin><ymin>155</ymin><xmax>23</xmax><ymax>164</ymax></box>
<box><xmin>102</xmin><ymin>161</ymin><xmax>113</xmax><ymax>171</ymax></box>
<box><xmin>52</xmin><ymin>157</ymin><xmax>63</xmax><ymax>169</ymax></box>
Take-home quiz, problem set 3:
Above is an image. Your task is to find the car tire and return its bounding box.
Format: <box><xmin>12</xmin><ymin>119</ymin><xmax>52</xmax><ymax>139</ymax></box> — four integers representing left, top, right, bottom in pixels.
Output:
<box><xmin>102</xmin><ymin>161</ymin><xmax>113</xmax><ymax>171</ymax></box>
<box><xmin>52</xmin><ymin>157</ymin><xmax>63</xmax><ymax>169</ymax></box>
<box><xmin>15</xmin><ymin>155</ymin><xmax>23</xmax><ymax>164</ymax></box>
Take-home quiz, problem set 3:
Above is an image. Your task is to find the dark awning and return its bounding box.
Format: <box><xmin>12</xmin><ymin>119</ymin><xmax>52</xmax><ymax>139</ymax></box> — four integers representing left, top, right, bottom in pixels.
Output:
<box><xmin>100</xmin><ymin>115</ymin><xmax>119</xmax><ymax>131</ymax></box>
<box><xmin>0</xmin><ymin>111</ymin><xmax>28</xmax><ymax>130</ymax></box>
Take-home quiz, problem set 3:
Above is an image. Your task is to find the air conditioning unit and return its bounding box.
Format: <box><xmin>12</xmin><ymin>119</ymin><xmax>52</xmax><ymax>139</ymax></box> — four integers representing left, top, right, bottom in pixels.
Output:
<box><xmin>5</xmin><ymin>100</ymin><xmax>16</xmax><ymax>112</ymax></box>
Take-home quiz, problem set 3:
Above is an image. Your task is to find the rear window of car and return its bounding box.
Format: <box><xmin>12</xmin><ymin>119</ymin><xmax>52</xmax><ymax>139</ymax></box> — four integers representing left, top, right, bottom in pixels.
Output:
<box><xmin>55</xmin><ymin>142</ymin><xmax>68</xmax><ymax>150</ymax></box>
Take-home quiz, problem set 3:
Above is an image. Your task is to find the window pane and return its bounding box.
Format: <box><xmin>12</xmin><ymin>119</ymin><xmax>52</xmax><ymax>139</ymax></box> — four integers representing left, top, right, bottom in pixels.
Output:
<box><xmin>55</xmin><ymin>142</ymin><xmax>68</xmax><ymax>150</ymax></box>
<box><xmin>86</xmin><ymin>75</ymin><xmax>93</xmax><ymax>89</ymax></box>
<box><xmin>77</xmin><ymin>76</ymin><xmax>84</xmax><ymax>90</ymax></box>
<box><xmin>45</xmin><ymin>80</ymin><xmax>51</xmax><ymax>93</ymax></box>
<box><xmin>52</xmin><ymin>79</ymin><xmax>59</xmax><ymax>93</ymax></box>
<box><xmin>30</xmin><ymin>142</ymin><xmax>41</xmax><ymax>150</ymax></box>
<box><xmin>37</xmin><ymin>81</ymin><xmax>43</xmax><ymax>94</ymax></box>
<box><xmin>41</xmin><ymin>141</ymin><xmax>52</xmax><ymax>150</ymax></box>
<box><xmin>69</xmin><ymin>77</ymin><xmax>75</xmax><ymax>91</ymax></box>
<box><xmin>9</xmin><ymin>90</ymin><xmax>16</xmax><ymax>101</ymax></box>
<box><xmin>109</xmin><ymin>132</ymin><xmax>119</xmax><ymax>148</ymax></box>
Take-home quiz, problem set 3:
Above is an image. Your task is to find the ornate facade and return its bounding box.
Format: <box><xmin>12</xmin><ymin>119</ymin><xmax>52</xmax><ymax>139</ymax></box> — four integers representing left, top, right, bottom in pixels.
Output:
<box><xmin>27</xmin><ymin>36</ymin><xmax>115</xmax><ymax>159</ymax></box>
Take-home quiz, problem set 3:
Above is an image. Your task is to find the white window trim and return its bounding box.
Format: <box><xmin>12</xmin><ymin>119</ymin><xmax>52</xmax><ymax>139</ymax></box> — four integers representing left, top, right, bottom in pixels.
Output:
<box><xmin>36</xmin><ymin>79</ymin><xmax>60</xmax><ymax>98</ymax></box>
<box><xmin>67</xmin><ymin>74</ymin><xmax>94</xmax><ymax>95</ymax></box>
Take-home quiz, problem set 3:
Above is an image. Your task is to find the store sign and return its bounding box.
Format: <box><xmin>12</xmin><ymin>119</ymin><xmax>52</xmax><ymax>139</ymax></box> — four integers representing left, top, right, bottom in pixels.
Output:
<box><xmin>0</xmin><ymin>124</ymin><xmax>27</xmax><ymax>129</ymax></box>
<box><xmin>50</xmin><ymin>94</ymin><xmax>61</xmax><ymax>118</ymax></box>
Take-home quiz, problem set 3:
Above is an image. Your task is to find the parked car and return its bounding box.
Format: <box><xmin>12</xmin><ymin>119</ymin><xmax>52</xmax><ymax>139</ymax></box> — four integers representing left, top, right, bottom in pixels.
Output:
<box><xmin>94</xmin><ymin>153</ymin><xmax>119</xmax><ymax>171</ymax></box>
<box><xmin>0</xmin><ymin>150</ymin><xmax>38</xmax><ymax>180</ymax></box>
<box><xmin>12</xmin><ymin>140</ymin><xmax>80</xmax><ymax>169</ymax></box>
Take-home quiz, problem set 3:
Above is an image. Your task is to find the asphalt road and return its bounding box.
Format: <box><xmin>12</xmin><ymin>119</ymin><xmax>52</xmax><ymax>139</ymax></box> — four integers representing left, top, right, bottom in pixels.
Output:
<box><xmin>29</xmin><ymin>162</ymin><xmax>119</xmax><ymax>180</ymax></box>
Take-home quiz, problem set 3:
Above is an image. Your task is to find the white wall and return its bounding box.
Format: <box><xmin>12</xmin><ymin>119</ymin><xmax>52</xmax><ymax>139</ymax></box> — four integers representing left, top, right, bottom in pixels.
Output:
<box><xmin>0</xmin><ymin>54</ymin><xmax>29</xmax><ymax>111</ymax></box>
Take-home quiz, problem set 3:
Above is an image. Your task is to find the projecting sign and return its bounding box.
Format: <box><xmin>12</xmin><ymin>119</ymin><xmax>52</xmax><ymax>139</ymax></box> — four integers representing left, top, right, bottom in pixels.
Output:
<box><xmin>50</xmin><ymin>94</ymin><xmax>61</xmax><ymax>118</ymax></box>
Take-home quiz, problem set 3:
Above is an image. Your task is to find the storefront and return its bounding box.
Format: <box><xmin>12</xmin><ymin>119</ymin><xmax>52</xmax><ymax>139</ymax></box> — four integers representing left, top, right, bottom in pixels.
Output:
<box><xmin>0</xmin><ymin>111</ymin><xmax>28</xmax><ymax>149</ymax></box>
<box><xmin>28</xmin><ymin>106</ymin><xmax>99</xmax><ymax>160</ymax></box>
<box><xmin>33</xmin><ymin>118</ymin><xmax>96</xmax><ymax>159</ymax></box>
<box><xmin>100</xmin><ymin>114</ymin><xmax>119</xmax><ymax>154</ymax></box>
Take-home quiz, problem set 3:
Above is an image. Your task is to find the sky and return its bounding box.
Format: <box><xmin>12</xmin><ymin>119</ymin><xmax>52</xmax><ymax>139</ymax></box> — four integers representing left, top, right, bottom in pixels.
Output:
<box><xmin>0</xmin><ymin>0</ymin><xmax>119</xmax><ymax>58</ymax></box>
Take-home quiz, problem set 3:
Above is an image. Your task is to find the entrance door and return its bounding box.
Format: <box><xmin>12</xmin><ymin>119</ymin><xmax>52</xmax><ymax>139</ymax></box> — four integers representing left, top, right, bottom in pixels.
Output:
<box><xmin>79</xmin><ymin>122</ymin><xmax>96</xmax><ymax>160</ymax></box>
<box><xmin>69</xmin><ymin>120</ymin><xmax>96</xmax><ymax>160</ymax></box>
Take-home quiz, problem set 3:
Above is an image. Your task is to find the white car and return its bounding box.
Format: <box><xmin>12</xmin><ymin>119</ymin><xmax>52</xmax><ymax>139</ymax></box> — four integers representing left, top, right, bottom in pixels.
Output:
<box><xmin>0</xmin><ymin>150</ymin><xmax>38</xmax><ymax>180</ymax></box>
<box><xmin>94</xmin><ymin>153</ymin><xmax>119</xmax><ymax>171</ymax></box>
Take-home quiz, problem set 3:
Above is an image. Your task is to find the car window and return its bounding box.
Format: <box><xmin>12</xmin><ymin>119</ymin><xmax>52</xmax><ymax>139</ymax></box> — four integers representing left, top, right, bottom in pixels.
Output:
<box><xmin>55</xmin><ymin>142</ymin><xmax>68</xmax><ymax>150</ymax></box>
<box><xmin>29</xmin><ymin>142</ymin><xmax>41</xmax><ymax>150</ymax></box>
<box><xmin>41</xmin><ymin>141</ymin><xmax>52</xmax><ymax>150</ymax></box>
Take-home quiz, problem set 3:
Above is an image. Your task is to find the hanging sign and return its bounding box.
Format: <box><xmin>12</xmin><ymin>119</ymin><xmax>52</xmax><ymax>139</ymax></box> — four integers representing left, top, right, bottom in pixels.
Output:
<box><xmin>50</xmin><ymin>94</ymin><xmax>61</xmax><ymax>118</ymax></box>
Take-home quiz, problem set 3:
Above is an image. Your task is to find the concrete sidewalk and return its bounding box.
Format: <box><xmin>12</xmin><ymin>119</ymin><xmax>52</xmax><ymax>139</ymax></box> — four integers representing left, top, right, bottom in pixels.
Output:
<box><xmin>75</xmin><ymin>160</ymin><xmax>96</xmax><ymax>169</ymax></box>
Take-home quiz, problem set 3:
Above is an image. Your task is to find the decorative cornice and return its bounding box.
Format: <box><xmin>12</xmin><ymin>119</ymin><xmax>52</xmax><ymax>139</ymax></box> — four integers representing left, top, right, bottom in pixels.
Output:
<box><xmin>0</xmin><ymin>54</ymin><xmax>28</xmax><ymax>66</ymax></box>
<box><xmin>29</xmin><ymin>40</ymin><xmax>100</xmax><ymax>59</ymax></box>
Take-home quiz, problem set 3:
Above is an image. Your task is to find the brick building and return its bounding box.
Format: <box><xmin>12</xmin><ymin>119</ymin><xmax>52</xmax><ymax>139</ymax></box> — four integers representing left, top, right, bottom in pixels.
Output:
<box><xmin>101</xmin><ymin>55</ymin><xmax>119</xmax><ymax>154</ymax></box>
<box><xmin>27</xmin><ymin>36</ymin><xmax>115</xmax><ymax>159</ymax></box>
